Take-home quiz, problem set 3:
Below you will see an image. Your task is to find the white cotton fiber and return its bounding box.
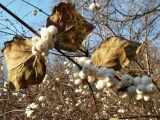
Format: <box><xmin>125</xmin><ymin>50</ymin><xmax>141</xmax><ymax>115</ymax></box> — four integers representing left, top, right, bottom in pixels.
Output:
<box><xmin>47</xmin><ymin>25</ymin><xmax>58</xmax><ymax>35</ymax></box>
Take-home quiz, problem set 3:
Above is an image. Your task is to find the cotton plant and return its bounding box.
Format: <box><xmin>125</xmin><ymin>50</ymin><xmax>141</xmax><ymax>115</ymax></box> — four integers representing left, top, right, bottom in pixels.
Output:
<box><xmin>119</xmin><ymin>74</ymin><xmax>157</xmax><ymax>101</ymax></box>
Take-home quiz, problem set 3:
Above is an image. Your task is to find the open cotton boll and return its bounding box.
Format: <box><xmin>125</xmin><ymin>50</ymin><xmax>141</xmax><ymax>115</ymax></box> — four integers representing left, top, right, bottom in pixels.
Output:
<box><xmin>95</xmin><ymin>80</ymin><xmax>106</xmax><ymax>90</ymax></box>
<box><xmin>141</xmin><ymin>75</ymin><xmax>152</xmax><ymax>86</ymax></box>
<box><xmin>146</xmin><ymin>83</ymin><xmax>157</xmax><ymax>94</ymax></box>
<box><xmin>82</xmin><ymin>63</ymin><xmax>92</xmax><ymax>75</ymax></box>
<box><xmin>35</xmin><ymin>40</ymin><xmax>48</xmax><ymax>52</ymax></box>
<box><xmin>120</xmin><ymin>74</ymin><xmax>134</xmax><ymax>88</ymax></box>
<box><xmin>40</xmin><ymin>27</ymin><xmax>53</xmax><ymax>42</ymax></box>
<box><xmin>72</xmin><ymin>72</ymin><xmax>80</xmax><ymax>79</ymax></box>
<box><xmin>32</xmin><ymin>46</ymin><xmax>39</xmax><ymax>55</ymax></box>
<box><xmin>127</xmin><ymin>85</ymin><xmax>136</xmax><ymax>96</ymax></box>
<box><xmin>78</xmin><ymin>57</ymin><xmax>89</xmax><ymax>66</ymax></box>
<box><xmin>143</xmin><ymin>95</ymin><xmax>150</xmax><ymax>101</ymax></box>
<box><xmin>47</xmin><ymin>25</ymin><xmax>58</xmax><ymax>35</ymax></box>
<box><xmin>134</xmin><ymin>77</ymin><xmax>141</xmax><ymax>86</ymax></box>
<box><xmin>32</xmin><ymin>36</ymin><xmax>41</xmax><ymax>45</ymax></box>
<box><xmin>74</xmin><ymin>79</ymin><xmax>82</xmax><ymax>85</ymax></box>
<box><xmin>136</xmin><ymin>94</ymin><xmax>143</xmax><ymax>100</ymax></box>
<box><xmin>87</xmin><ymin>76</ymin><xmax>96</xmax><ymax>83</ymax></box>
<box><xmin>89</xmin><ymin>3</ymin><xmax>96</xmax><ymax>11</ymax></box>
<box><xmin>106</xmin><ymin>81</ymin><xmax>114</xmax><ymax>87</ymax></box>
<box><xmin>136</xmin><ymin>84</ymin><xmax>146</xmax><ymax>94</ymax></box>
<box><xmin>95</xmin><ymin>3</ymin><xmax>101</xmax><ymax>10</ymax></box>
<box><xmin>79</xmin><ymin>70</ymin><xmax>87</xmax><ymax>79</ymax></box>
<box><xmin>84</xmin><ymin>59</ymin><xmax>92</xmax><ymax>64</ymax></box>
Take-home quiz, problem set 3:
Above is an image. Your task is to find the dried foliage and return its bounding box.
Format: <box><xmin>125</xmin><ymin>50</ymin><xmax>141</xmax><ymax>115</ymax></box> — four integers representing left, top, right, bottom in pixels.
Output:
<box><xmin>2</xmin><ymin>36</ymin><xmax>46</xmax><ymax>91</ymax></box>
<box><xmin>46</xmin><ymin>2</ymin><xmax>95</xmax><ymax>51</ymax></box>
<box><xmin>91</xmin><ymin>36</ymin><xmax>142</xmax><ymax>70</ymax></box>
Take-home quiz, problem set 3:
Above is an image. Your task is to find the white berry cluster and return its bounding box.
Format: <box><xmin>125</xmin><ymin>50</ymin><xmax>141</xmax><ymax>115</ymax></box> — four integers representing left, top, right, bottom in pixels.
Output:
<box><xmin>25</xmin><ymin>103</ymin><xmax>39</xmax><ymax>118</ymax></box>
<box><xmin>120</xmin><ymin>75</ymin><xmax>157</xmax><ymax>101</ymax></box>
<box><xmin>65</xmin><ymin>57</ymin><xmax>116</xmax><ymax>90</ymax></box>
<box><xmin>89</xmin><ymin>3</ymin><xmax>101</xmax><ymax>11</ymax></box>
<box><xmin>31</xmin><ymin>25</ymin><xmax>58</xmax><ymax>58</ymax></box>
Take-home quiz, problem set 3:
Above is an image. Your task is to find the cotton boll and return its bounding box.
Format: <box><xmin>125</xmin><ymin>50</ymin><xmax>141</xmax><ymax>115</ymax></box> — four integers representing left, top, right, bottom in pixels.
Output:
<box><xmin>106</xmin><ymin>81</ymin><xmax>113</xmax><ymax>87</ymax></box>
<box><xmin>95</xmin><ymin>3</ymin><xmax>101</xmax><ymax>10</ymax></box>
<box><xmin>136</xmin><ymin>84</ymin><xmax>145</xmax><ymax>94</ymax></box>
<box><xmin>82</xmin><ymin>63</ymin><xmax>92</xmax><ymax>75</ymax></box>
<box><xmin>84</xmin><ymin>59</ymin><xmax>92</xmax><ymax>64</ymax></box>
<box><xmin>73</xmin><ymin>72</ymin><xmax>80</xmax><ymax>79</ymax></box>
<box><xmin>134</xmin><ymin>77</ymin><xmax>141</xmax><ymax>86</ymax></box>
<box><xmin>35</xmin><ymin>40</ymin><xmax>48</xmax><ymax>52</ymax></box>
<box><xmin>74</xmin><ymin>79</ymin><xmax>82</xmax><ymax>85</ymax></box>
<box><xmin>127</xmin><ymin>85</ymin><xmax>136</xmax><ymax>96</ymax></box>
<box><xmin>120</xmin><ymin>74</ymin><xmax>134</xmax><ymax>88</ymax></box>
<box><xmin>32</xmin><ymin>36</ymin><xmax>41</xmax><ymax>45</ymax></box>
<box><xmin>89</xmin><ymin>65</ymin><xmax>97</xmax><ymax>75</ymax></box>
<box><xmin>78</xmin><ymin>57</ymin><xmax>89</xmax><ymax>66</ymax></box>
<box><xmin>141</xmin><ymin>75</ymin><xmax>152</xmax><ymax>86</ymax></box>
<box><xmin>95</xmin><ymin>80</ymin><xmax>106</xmax><ymax>90</ymax></box>
<box><xmin>40</xmin><ymin>27</ymin><xmax>53</xmax><ymax>42</ymax></box>
<box><xmin>89</xmin><ymin>3</ymin><xmax>96</xmax><ymax>11</ymax></box>
<box><xmin>87</xmin><ymin>76</ymin><xmax>96</xmax><ymax>83</ymax></box>
<box><xmin>143</xmin><ymin>95</ymin><xmax>150</xmax><ymax>101</ymax></box>
<box><xmin>47</xmin><ymin>25</ymin><xmax>58</xmax><ymax>35</ymax></box>
<box><xmin>146</xmin><ymin>83</ymin><xmax>157</xmax><ymax>94</ymax></box>
<box><xmin>26</xmin><ymin>110</ymin><xmax>34</xmax><ymax>118</ymax></box>
<box><xmin>136</xmin><ymin>94</ymin><xmax>143</xmax><ymax>100</ymax></box>
<box><xmin>79</xmin><ymin>70</ymin><xmax>87</xmax><ymax>79</ymax></box>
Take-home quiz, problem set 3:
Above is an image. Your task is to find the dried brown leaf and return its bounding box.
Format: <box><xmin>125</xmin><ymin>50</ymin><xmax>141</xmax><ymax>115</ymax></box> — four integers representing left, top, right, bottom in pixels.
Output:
<box><xmin>91</xmin><ymin>36</ymin><xmax>142</xmax><ymax>70</ymax></box>
<box><xmin>46</xmin><ymin>2</ymin><xmax>95</xmax><ymax>51</ymax></box>
<box><xmin>2</xmin><ymin>36</ymin><xmax>46</xmax><ymax>91</ymax></box>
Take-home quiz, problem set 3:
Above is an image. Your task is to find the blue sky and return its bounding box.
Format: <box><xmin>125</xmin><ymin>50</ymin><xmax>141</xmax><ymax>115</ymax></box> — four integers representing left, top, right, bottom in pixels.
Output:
<box><xmin>0</xmin><ymin>0</ymin><xmax>59</xmax><ymax>50</ymax></box>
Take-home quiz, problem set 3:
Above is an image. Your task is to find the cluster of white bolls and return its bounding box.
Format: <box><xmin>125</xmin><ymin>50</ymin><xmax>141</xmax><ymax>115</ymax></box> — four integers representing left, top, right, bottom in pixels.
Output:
<box><xmin>89</xmin><ymin>3</ymin><xmax>101</xmax><ymax>11</ymax></box>
<box><xmin>31</xmin><ymin>25</ymin><xmax>58</xmax><ymax>59</ymax></box>
<box><xmin>120</xmin><ymin>75</ymin><xmax>157</xmax><ymax>101</ymax></box>
<box><xmin>65</xmin><ymin>57</ymin><xmax>116</xmax><ymax>90</ymax></box>
<box><xmin>25</xmin><ymin>103</ymin><xmax>38</xmax><ymax>118</ymax></box>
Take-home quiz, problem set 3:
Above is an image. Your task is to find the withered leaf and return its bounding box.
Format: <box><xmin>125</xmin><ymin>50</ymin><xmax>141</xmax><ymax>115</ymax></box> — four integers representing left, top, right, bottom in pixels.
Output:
<box><xmin>2</xmin><ymin>36</ymin><xmax>46</xmax><ymax>91</ymax></box>
<box><xmin>91</xmin><ymin>36</ymin><xmax>142</xmax><ymax>70</ymax></box>
<box><xmin>46</xmin><ymin>2</ymin><xmax>95</xmax><ymax>51</ymax></box>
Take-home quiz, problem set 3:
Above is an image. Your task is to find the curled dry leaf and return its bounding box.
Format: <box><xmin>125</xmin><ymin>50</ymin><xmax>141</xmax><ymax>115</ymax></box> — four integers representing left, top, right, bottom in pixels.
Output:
<box><xmin>2</xmin><ymin>36</ymin><xmax>46</xmax><ymax>91</ymax></box>
<box><xmin>91</xmin><ymin>36</ymin><xmax>142</xmax><ymax>71</ymax></box>
<box><xmin>46</xmin><ymin>2</ymin><xmax>95</xmax><ymax>51</ymax></box>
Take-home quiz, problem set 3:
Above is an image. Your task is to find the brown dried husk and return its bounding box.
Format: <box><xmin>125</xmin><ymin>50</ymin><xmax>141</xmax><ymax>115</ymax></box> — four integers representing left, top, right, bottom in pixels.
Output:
<box><xmin>46</xmin><ymin>2</ymin><xmax>95</xmax><ymax>51</ymax></box>
<box><xmin>91</xmin><ymin>36</ymin><xmax>142</xmax><ymax>70</ymax></box>
<box><xmin>2</xmin><ymin>36</ymin><xmax>46</xmax><ymax>91</ymax></box>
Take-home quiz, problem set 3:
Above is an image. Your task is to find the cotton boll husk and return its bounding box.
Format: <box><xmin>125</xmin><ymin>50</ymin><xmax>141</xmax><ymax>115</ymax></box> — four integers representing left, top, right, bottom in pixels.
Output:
<box><xmin>35</xmin><ymin>40</ymin><xmax>48</xmax><ymax>52</ymax></box>
<box><xmin>134</xmin><ymin>77</ymin><xmax>141</xmax><ymax>86</ymax></box>
<box><xmin>136</xmin><ymin>84</ymin><xmax>146</xmax><ymax>94</ymax></box>
<box><xmin>32</xmin><ymin>36</ymin><xmax>41</xmax><ymax>45</ymax></box>
<box><xmin>146</xmin><ymin>83</ymin><xmax>157</xmax><ymax>94</ymax></box>
<box><xmin>87</xmin><ymin>76</ymin><xmax>96</xmax><ymax>83</ymax></box>
<box><xmin>47</xmin><ymin>25</ymin><xmax>58</xmax><ymax>35</ymax></box>
<box><xmin>79</xmin><ymin>70</ymin><xmax>87</xmax><ymax>79</ymax></box>
<box><xmin>95</xmin><ymin>80</ymin><xmax>106</xmax><ymax>90</ymax></box>
<box><xmin>74</xmin><ymin>79</ymin><xmax>82</xmax><ymax>85</ymax></box>
<box><xmin>141</xmin><ymin>75</ymin><xmax>152</xmax><ymax>86</ymax></box>
<box><xmin>32</xmin><ymin>46</ymin><xmax>39</xmax><ymax>55</ymax></box>
<box><xmin>127</xmin><ymin>85</ymin><xmax>136</xmax><ymax>96</ymax></box>
<box><xmin>143</xmin><ymin>95</ymin><xmax>150</xmax><ymax>101</ymax></box>
<box><xmin>136</xmin><ymin>94</ymin><xmax>143</xmax><ymax>100</ymax></box>
<box><xmin>89</xmin><ymin>3</ymin><xmax>96</xmax><ymax>11</ymax></box>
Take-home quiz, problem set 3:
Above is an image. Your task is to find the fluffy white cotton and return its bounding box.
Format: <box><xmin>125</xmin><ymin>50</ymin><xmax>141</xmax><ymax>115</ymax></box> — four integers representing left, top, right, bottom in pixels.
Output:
<box><xmin>120</xmin><ymin>74</ymin><xmax>134</xmax><ymax>88</ymax></box>
<box><xmin>89</xmin><ymin>3</ymin><xmax>96</xmax><ymax>11</ymax></box>
<box><xmin>40</xmin><ymin>27</ymin><xmax>53</xmax><ymax>42</ymax></box>
<box><xmin>146</xmin><ymin>83</ymin><xmax>157</xmax><ymax>94</ymax></box>
<box><xmin>141</xmin><ymin>75</ymin><xmax>152</xmax><ymax>86</ymax></box>
<box><xmin>47</xmin><ymin>25</ymin><xmax>58</xmax><ymax>35</ymax></box>
<box><xmin>84</xmin><ymin>59</ymin><xmax>92</xmax><ymax>64</ymax></box>
<box><xmin>106</xmin><ymin>81</ymin><xmax>113</xmax><ymax>87</ymax></box>
<box><xmin>3</xmin><ymin>81</ymin><xmax>9</xmax><ymax>88</ymax></box>
<box><xmin>32</xmin><ymin>36</ymin><xmax>41</xmax><ymax>45</ymax></box>
<box><xmin>87</xmin><ymin>76</ymin><xmax>96</xmax><ymax>83</ymax></box>
<box><xmin>95</xmin><ymin>80</ymin><xmax>106</xmax><ymax>90</ymax></box>
<box><xmin>79</xmin><ymin>70</ymin><xmax>87</xmax><ymax>79</ymax></box>
<box><xmin>95</xmin><ymin>3</ymin><xmax>101</xmax><ymax>10</ymax></box>
<box><xmin>143</xmin><ymin>95</ymin><xmax>150</xmax><ymax>101</ymax></box>
<box><xmin>73</xmin><ymin>72</ymin><xmax>80</xmax><ymax>79</ymax></box>
<box><xmin>136</xmin><ymin>94</ymin><xmax>143</xmax><ymax>100</ymax></box>
<box><xmin>74</xmin><ymin>79</ymin><xmax>82</xmax><ymax>85</ymax></box>
<box><xmin>25</xmin><ymin>110</ymin><xmax>34</xmax><ymax>118</ymax></box>
<box><xmin>127</xmin><ymin>85</ymin><xmax>136</xmax><ymax>96</ymax></box>
<box><xmin>35</xmin><ymin>40</ymin><xmax>48</xmax><ymax>52</ymax></box>
<box><xmin>133</xmin><ymin>77</ymin><xmax>141</xmax><ymax>86</ymax></box>
<box><xmin>136</xmin><ymin>84</ymin><xmax>145</xmax><ymax>94</ymax></box>
<box><xmin>78</xmin><ymin>57</ymin><xmax>89</xmax><ymax>66</ymax></box>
